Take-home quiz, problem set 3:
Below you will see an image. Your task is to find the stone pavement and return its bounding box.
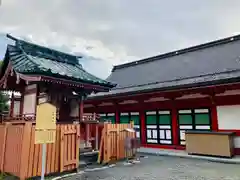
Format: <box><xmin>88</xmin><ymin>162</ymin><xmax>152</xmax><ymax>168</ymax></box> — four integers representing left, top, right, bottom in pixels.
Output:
<box><xmin>138</xmin><ymin>147</ymin><xmax>240</xmax><ymax>164</ymax></box>
<box><xmin>61</xmin><ymin>155</ymin><xmax>240</xmax><ymax>180</ymax></box>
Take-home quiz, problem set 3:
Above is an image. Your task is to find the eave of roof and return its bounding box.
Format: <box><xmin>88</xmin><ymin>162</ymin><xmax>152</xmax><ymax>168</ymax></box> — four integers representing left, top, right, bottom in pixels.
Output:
<box><xmin>94</xmin><ymin>33</ymin><xmax>240</xmax><ymax>98</ymax></box>
<box><xmin>88</xmin><ymin>69</ymin><xmax>240</xmax><ymax>100</ymax></box>
<box><xmin>2</xmin><ymin>34</ymin><xmax>116</xmax><ymax>89</ymax></box>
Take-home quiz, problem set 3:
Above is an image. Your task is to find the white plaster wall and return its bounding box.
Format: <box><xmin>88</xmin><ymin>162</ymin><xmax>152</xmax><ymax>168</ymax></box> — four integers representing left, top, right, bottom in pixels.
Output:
<box><xmin>217</xmin><ymin>105</ymin><xmax>240</xmax><ymax>148</ymax></box>
<box><xmin>217</xmin><ymin>105</ymin><xmax>240</xmax><ymax>130</ymax></box>
<box><xmin>23</xmin><ymin>93</ymin><xmax>36</xmax><ymax>115</ymax></box>
<box><xmin>13</xmin><ymin>101</ymin><xmax>20</xmax><ymax>116</ymax></box>
<box><xmin>234</xmin><ymin>137</ymin><xmax>240</xmax><ymax>148</ymax></box>
<box><xmin>70</xmin><ymin>100</ymin><xmax>79</xmax><ymax>117</ymax></box>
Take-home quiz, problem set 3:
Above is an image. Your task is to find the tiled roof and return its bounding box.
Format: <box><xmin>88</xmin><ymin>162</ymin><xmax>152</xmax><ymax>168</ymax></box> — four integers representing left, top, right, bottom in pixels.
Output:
<box><xmin>90</xmin><ymin>34</ymin><xmax>240</xmax><ymax>98</ymax></box>
<box><xmin>3</xmin><ymin>35</ymin><xmax>115</xmax><ymax>88</ymax></box>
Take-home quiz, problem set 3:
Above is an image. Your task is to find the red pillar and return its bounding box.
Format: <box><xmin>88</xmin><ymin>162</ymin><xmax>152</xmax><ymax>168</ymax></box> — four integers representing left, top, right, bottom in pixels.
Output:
<box><xmin>115</xmin><ymin>109</ymin><xmax>120</xmax><ymax>123</ymax></box>
<box><xmin>171</xmin><ymin>107</ymin><xmax>179</xmax><ymax>146</ymax></box>
<box><xmin>114</xmin><ymin>102</ymin><xmax>120</xmax><ymax>123</ymax></box>
<box><xmin>211</xmin><ymin>104</ymin><xmax>218</xmax><ymax>131</ymax></box>
<box><xmin>140</xmin><ymin>108</ymin><xmax>146</xmax><ymax>144</ymax></box>
<box><xmin>209</xmin><ymin>95</ymin><xmax>218</xmax><ymax>131</ymax></box>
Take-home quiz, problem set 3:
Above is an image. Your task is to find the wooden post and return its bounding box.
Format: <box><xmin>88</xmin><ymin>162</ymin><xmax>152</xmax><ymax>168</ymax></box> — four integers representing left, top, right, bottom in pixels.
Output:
<box><xmin>19</xmin><ymin>122</ymin><xmax>32</xmax><ymax>180</ymax></box>
<box><xmin>130</xmin><ymin>120</ymin><xmax>134</xmax><ymax>127</ymax></box>
<box><xmin>95</xmin><ymin>124</ymin><xmax>99</xmax><ymax>150</ymax></box>
<box><xmin>85</xmin><ymin>123</ymin><xmax>90</xmax><ymax>147</ymax></box>
<box><xmin>79</xmin><ymin>96</ymin><xmax>84</xmax><ymax>122</ymax></box>
<box><xmin>0</xmin><ymin>122</ymin><xmax>10</xmax><ymax>172</ymax></box>
<box><xmin>60</xmin><ymin>125</ymin><xmax>65</xmax><ymax>172</ymax></box>
<box><xmin>75</xmin><ymin>124</ymin><xmax>80</xmax><ymax>169</ymax></box>
<box><xmin>97</xmin><ymin>127</ymin><xmax>105</xmax><ymax>164</ymax></box>
<box><xmin>103</xmin><ymin>123</ymin><xmax>109</xmax><ymax>163</ymax></box>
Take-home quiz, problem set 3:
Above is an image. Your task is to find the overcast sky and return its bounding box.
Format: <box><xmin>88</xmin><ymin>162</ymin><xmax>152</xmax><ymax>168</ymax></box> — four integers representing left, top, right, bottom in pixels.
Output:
<box><xmin>0</xmin><ymin>0</ymin><xmax>240</xmax><ymax>78</ymax></box>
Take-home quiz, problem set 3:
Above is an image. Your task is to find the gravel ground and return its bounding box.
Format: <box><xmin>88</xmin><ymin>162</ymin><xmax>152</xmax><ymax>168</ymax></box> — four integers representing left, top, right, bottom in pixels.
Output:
<box><xmin>62</xmin><ymin>155</ymin><xmax>240</xmax><ymax>180</ymax></box>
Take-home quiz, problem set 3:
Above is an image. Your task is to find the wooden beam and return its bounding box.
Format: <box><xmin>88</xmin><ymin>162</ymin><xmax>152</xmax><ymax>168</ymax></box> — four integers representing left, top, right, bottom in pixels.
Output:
<box><xmin>79</xmin><ymin>96</ymin><xmax>84</xmax><ymax>122</ymax></box>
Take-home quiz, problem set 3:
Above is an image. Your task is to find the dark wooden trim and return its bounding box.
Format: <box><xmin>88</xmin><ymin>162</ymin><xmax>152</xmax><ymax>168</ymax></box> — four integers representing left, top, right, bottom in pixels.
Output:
<box><xmin>40</xmin><ymin>76</ymin><xmax>111</xmax><ymax>91</ymax></box>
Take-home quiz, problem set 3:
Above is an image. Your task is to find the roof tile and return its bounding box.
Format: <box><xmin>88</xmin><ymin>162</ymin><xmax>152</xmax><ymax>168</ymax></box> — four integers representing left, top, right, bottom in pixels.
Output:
<box><xmin>5</xmin><ymin>39</ymin><xmax>115</xmax><ymax>88</ymax></box>
<box><xmin>90</xmin><ymin>34</ymin><xmax>240</xmax><ymax>98</ymax></box>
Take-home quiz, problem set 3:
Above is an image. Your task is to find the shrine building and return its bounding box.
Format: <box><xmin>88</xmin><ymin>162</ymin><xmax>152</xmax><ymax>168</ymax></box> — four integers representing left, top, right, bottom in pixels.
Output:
<box><xmin>84</xmin><ymin>34</ymin><xmax>240</xmax><ymax>154</ymax></box>
<box><xmin>0</xmin><ymin>34</ymin><xmax>115</xmax><ymax>124</ymax></box>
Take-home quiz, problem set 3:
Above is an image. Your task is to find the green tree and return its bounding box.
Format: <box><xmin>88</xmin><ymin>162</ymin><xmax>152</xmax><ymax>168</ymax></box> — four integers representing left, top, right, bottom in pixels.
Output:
<box><xmin>0</xmin><ymin>92</ymin><xmax>9</xmax><ymax>113</ymax></box>
<box><xmin>0</xmin><ymin>61</ymin><xmax>9</xmax><ymax>113</ymax></box>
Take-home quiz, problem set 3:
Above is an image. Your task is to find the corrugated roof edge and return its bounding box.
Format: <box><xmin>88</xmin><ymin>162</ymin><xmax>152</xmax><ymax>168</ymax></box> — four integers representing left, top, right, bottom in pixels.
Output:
<box><xmin>112</xmin><ymin>34</ymin><xmax>240</xmax><ymax>72</ymax></box>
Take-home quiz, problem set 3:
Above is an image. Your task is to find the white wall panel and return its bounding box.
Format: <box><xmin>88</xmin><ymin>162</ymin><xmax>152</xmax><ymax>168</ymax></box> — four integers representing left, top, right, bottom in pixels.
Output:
<box><xmin>23</xmin><ymin>93</ymin><xmax>36</xmax><ymax>115</ymax></box>
<box><xmin>234</xmin><ymin>137</ymin><xmax>240</xmax><ymax>148</ymax></box>
<box><xmin>217</xmin><ymin>105</ymin><xmax>240</xmax><ymax>129</ymax></box>
<box><xmin>13</xmin><ymin>101</ymin><xmax>20</xmax><ymax>116</ymax></box>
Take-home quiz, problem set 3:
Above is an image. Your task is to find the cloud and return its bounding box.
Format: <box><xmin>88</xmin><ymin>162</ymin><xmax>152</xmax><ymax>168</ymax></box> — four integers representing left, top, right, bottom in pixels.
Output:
<box><xmin>0</xmin><ymin>0</ymin><xmax>240</xmax><ymax>78</ymax></box>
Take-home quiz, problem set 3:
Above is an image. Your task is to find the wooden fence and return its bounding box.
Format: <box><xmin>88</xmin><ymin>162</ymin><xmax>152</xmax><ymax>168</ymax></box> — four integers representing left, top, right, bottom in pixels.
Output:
<box><xmin>0</xmin><ymin>122</ymin><xmax>80</xmax><ymax>179</ymax></box>
<box><xmin>80</xmin><ymin>122</ymin><xmax>104</xmax><ymax>150</ymax></box>
<box><xmin>98</xmin><ymin>122</ymin><xmax>136</xmax><ymax>164</ymax></box>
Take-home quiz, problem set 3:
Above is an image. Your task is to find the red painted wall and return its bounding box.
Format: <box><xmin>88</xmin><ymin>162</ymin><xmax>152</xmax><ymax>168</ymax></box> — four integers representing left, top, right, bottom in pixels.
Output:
<box><xmin>84</xmin><ymin>93</ymin><xmax>240</xmax><ymax>154</ymax></box>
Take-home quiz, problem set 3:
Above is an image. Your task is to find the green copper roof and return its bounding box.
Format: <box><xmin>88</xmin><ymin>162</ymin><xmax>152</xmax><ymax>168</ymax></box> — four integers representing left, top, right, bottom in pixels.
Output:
<box><xmin>4</xmin><ymin>35</ymin><xmax>116</xmax><ymax>88</ymax></box>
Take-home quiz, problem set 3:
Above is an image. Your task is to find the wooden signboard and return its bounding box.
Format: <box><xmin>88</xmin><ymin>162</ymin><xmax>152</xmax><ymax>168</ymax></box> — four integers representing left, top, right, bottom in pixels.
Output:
<box><xmin>35</xmin><ymin>102</ymin><xmax>57</xmax><ymax>144</ymax></box>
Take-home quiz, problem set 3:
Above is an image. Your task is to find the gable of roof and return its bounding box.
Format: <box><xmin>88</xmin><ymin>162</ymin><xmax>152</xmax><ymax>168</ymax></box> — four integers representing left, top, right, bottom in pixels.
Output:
<box><xmin>1</xmin><ymin>34</ymin><xmax>116</xmax><ymax>89</ymax></box>
<box><xmin>90</xmin><ymin>34</ymin><xmax>240</xmax><ymax>98</ymax></box>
